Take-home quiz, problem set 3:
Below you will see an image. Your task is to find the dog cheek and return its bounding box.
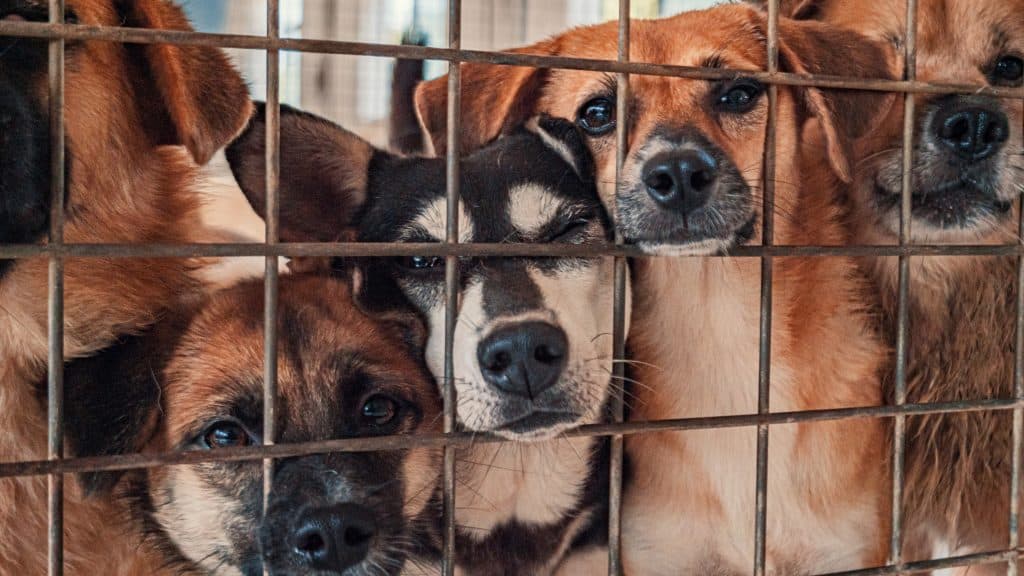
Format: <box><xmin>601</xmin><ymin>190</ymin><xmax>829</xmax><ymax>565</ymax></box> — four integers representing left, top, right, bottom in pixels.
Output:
<box><xmin>402</xmin><ymin>447</ymin><xmax>441</xmax><ymax>519</ymax></box>
<box><xmin>154</xmin><ymin>466</ymin><xmax>254</xmax><ymax>571</ymax></box>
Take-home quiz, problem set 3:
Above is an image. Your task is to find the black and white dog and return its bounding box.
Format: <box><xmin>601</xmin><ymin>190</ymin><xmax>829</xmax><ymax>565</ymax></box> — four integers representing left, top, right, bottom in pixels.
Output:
<box><xmin>227</xmin><ymin>105</ymin><xmax>628</xmax><ymax>575</ymax></box>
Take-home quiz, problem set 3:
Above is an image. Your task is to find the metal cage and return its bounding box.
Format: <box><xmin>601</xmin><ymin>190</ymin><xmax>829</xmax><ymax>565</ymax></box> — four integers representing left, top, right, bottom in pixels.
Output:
<box><xmin>1</xmin><ymin>0</ymin><xmax>1023</xmax><ymax>574</ymax></box>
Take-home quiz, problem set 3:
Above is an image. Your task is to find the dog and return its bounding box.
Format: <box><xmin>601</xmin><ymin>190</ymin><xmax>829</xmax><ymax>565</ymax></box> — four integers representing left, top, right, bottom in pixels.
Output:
<box><xmin>769</xmin><ymin>0</ymin><xmax>1024</xmax><ymax>570</ymax></box>
<box><xmin>408</xmin><ymin>5</ymin><xmax>897</xmax><ymax>573</ymax></box>
<box><xmin>226</xmin><ymin>107</ymin><xmax>626</xmax><ymax>575</ymax></box>
<box><xmin>61</xmin><ymin>275</ymin><xmax>442</xmax><ymax>576</ymax></box>
<box><xmin>0</xmin><ymin>0</ymin><xmax>251</xmax><ymax>573</ymax></box>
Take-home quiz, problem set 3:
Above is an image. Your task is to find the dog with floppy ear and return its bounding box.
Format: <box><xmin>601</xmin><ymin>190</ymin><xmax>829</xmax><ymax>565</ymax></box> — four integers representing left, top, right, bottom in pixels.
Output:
<box><xmin>61</xmin><ymin>274</ymin><xmax>443</xmax><ymax>576</ymax></box>
<box><xmin>409</xmin><ymin>5</ymin><xmax>896</xmax><ymax>573</ymax></box>
<box><xmin>227</xmin><ymin>106</ymin><xmax>627</xmax><ymax>574</ymax></box>
<box><xmin>759</xmin><ymin>0</ymin><xmax>1024</xmax><ymax>570</ymax></box>
<box><xmin>0</xmin><ymin>0</ymin><xmax>251</xmax><ymax>573</ymax></box>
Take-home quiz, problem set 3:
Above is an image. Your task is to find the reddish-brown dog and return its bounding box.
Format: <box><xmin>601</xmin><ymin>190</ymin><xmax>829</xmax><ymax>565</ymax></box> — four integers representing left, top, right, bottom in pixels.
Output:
<box><xmin>0</xmin><ymin>0</ymin><xmax>251</xmax><ymax>573</ymax></box>
<box><xmin>411</xmin><ymin>5</ymin><xmax>896</xmax><ymax>573</ymax></box>
<box><xmin>771</xmin><ymin>0</ymin><xmax>1024</xmax><ymax>570</ymax></box>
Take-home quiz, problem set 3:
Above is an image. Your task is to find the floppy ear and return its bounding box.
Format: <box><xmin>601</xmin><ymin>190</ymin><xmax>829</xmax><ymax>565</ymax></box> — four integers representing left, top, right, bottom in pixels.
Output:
<box><xmin>226</xmin><ymin>102</ymin><xmax>379</xmax><ymax>243</ymax></box>
<box><xmin>414</xmin><ymin>39</ymin><xmax>560</xmax><ymax>156</ymax></box>
<box><xmin>528</xmin><ymin>115</ymin><xmax>597</xmax><ymax>184</ymax></box>
<box><xmin>123</xmin><ymin>0</ymin><xmax>253</xmax><ymax>164</ymax></box>
<box><xmin>777</xmin><ymin>18</ymin><xmax>897</xmax><ymax>182</ymax></box>
<box><xmin>62</xmin><ymin>312</ymin><xmax>190</xmax><ymax>495</ymax></box>
<box><xmin>744</xmin><ymin>0</ymin><xmax>824</xmax><ymax>19</ymax></box>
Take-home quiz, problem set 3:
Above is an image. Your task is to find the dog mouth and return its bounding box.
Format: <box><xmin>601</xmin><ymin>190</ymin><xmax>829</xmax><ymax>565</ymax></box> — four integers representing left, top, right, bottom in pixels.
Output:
<box><xmin>873</xmin><ymin>178</ymin><xmax>1012</xmax><ymax>230</ymax></box>
<box><xmin>628</xmin><ymin>212</ymin><xmax>757</xmax><ymax>256</ymax></box>
<box><xmin>494</xmin><ymin>410</ymin><xmax>581</xmax><ymax>439</ymax></box>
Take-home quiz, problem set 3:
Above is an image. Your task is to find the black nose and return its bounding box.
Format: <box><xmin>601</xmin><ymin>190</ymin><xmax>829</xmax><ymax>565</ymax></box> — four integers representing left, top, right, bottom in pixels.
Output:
<box><xmin>643</xmin><ymin>150</ymin><xmax>719</xmax><ymax>213</ymax></box>
<box><xmin>477</xmin><ymin>322</ymin><xmax>568</xmax><ymax>399</ymax></box>
<box><xmin>290</xmin><ymin>504</ymin><xmax>376</xmax><ymax>572</ymax></box>
<box><xmin>932</xmin><ymin>101</ymin><xmax>1009</xmax><ymax>162</ymax></box>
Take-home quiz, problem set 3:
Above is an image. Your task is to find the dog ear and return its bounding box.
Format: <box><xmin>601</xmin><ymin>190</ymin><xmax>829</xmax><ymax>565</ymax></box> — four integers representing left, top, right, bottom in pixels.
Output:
<box><xmin>122</xmin><ymin>0</ymin><xmax>253</xmax><ymax>164</ymax></box>
<box><xmin>414</xmin><ymin>39</ymin><xmax>560</xmax><ymax>156</ymax></box>
<box><xmin>777</xmin><ymin>18</ymin><xmax>897</xmax><ymax>182</ymax></box>
<box><xmin>226</xmin><ymin>102</ymin><xmax>382</xmax><ymax>243</ymax></box>
<box><xmin>743</xmin><ymin>0</ymin><xmax>824</xmax><ymax>19</ymax></box>
<box><xmin>62</xmin><ymin>311</ymin><xmax>191</xmax><ymax>495</ymax></box>
<box><xmin>527</xmin><ymin>115</ymin><xmax>597</xmax><ymax>184</ymax></box>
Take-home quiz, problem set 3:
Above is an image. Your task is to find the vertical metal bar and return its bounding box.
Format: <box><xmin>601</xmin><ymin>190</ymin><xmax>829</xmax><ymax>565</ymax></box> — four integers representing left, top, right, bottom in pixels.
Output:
<box><xmin>608</xmin><ymin>1</ymin><xmax>630</xmax><ymax>573</ymax></box>
<box><xmin>262</xmin><ymin>0</ymin><xmax>280</xmax><ymax>557</ymax></box>
<box><xmin>442</xmin><ymin>1</ymin><xmax>462</xmax><ymax>574</ymax></box>
<box><xmin>1008</xmin><ymin>102</ymin><xmax>1024</xmax><ymax>576</ymax></box>
<box><xmin>46</xmin><ymin>1</ymin><xmax>66</xmax><ymax>574</ymax></box>
<box><xmin>753</xmin><ymin>1</ymin><xmax>779</xmax><ymax>574</ymax></box>
<box><xmin>890</xmin><ymin>0</ymin><xmax>917</xmax><ymax>571</ymax></box>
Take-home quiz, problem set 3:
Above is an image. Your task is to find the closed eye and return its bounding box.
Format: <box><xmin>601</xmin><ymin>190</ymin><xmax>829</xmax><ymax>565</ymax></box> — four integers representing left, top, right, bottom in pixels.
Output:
<box><xmin>550</xmin><ymin>219</ymin><xmax>592</xmax><ymax>243</ymax></box>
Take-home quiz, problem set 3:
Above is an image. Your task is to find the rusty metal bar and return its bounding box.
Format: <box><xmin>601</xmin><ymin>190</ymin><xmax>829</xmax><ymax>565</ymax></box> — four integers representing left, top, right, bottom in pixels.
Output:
<box><xmin>7</xmin><ymin>242</ymin><xmax>1024</xmax><ymax>260</ymax></box>
<box><xmin>46</xmin><ymin>0</ymin><xmax>66</xmax><ymax>574</ymax></box>
<box><xmin>752</xmin><ymin>1</ymin><xmax>780</xmax><ymax>573</ymax></box>
<box><xmin>441</xmin><ymin>1</ymin><xmax>462</xmax><ymax>574</ymax></box>
<box><xmin>1009</xmin><ymin>98</ymin><xmax>1024</xmax><ymax>576</ymax></box>
<box><xmin>607</xmin><ymin>0</ymin><xmax>630</xmax><ymax>573</ymax></box>
<box><xmin>889</xmin><ymin>0</ymin><xmax>918</xmax><ymax>570</ymax></box>
<box><xmin>262</xmin><ymin>0</ymin><xmax>281</xmax><ymax>546</ymax></box>
<box><xmin>1</xmin><ymin>20</ymin><xmax>1022</xmax><ymax>99</ymax></box>
<box><xmin>2</xmin><ymin>398</ymin><xmax>1020</xmax><ymax>480</ymax></box>
<box><xmin>822</xmin><ymin>549</ymin><xmax>1019</xmax><ymax>576</ymax></box>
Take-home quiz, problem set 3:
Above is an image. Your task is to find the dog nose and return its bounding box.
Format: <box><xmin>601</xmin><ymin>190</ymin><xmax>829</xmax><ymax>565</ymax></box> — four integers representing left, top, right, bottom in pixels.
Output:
<box><xmin>643</xmin><ymin>150</ymin><xmax>719</xmax><ymax>213</ymax></box>
<box><xmin>291</xmin><ymin>504</ymin><xmax>376</xmax><ymax>572</ymax></box>
<box><xmin>477</xmin><ymin>322</ymin><xmax>568</xmax><ymax>399</ymax></box>
<box><xmin>932</xmin><ymin>100</ymin><xmax>1009</xmax><ymax>162</ymax></box>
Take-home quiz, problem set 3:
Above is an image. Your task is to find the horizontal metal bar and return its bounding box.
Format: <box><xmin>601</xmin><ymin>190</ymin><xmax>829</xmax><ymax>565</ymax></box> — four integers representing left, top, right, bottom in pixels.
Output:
<box><xmin>1</xmin><ymin>21</ymin><xmax>1022</xmax><ymax>99</ymax></box>
<box><xmin>1</xmin><ymin>397</ymin><xmax>1017</xmax><ymax>479</ymax></box>
<box><xmin>820</xmin><ymin>549</ymin><xmax>1018</xmax><ymax>576</ymax></box>
<box><xmin>3</xmin><ymin>242</ymin><xmax>1024</xmax><ymax>259</ymax></box>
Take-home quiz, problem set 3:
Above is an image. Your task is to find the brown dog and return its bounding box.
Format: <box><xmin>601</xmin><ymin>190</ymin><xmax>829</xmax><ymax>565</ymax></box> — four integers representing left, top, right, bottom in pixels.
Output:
<box><xmin>0</xmin><ymin>0</ymin><xmax>251</xmax><ymax>573</ymax></box>
<box><xmin>410</xmin><ymin>5</ymin><xmax>896</xmax><ymax>573</ymax></box>
<box><xmin>61</xmin><ymin>275</ymin><xmax>443</xmax><ymax>576</ymax></box>
<box><xmin>771</xmin><ymin>0</ymin><xmax>1024</xmax><ymax>570</ymax></box>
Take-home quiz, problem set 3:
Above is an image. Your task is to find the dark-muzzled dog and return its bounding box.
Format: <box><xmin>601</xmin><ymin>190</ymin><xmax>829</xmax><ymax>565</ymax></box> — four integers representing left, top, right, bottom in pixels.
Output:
<box><xmin>227</xmin><ymin>108</ymin><xmax>628</xmax><ymax>575</ymax></box>
<box><xmin>0</xmin><ymin>0</ymin><xmax>251</xmax><ymax>573</ymax></box>
<box><xmin>63</xmin><ymin>275</ymin><xmax>443</xmax><ymax>576</ymax></box>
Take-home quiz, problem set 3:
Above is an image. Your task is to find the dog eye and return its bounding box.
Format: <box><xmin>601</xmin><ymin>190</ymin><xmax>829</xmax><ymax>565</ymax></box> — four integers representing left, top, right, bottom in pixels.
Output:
<box><xmin>199</xmin><ymin>421</ymin><xmax>253</xmax><ymax>450</ymax></box>
<box><xmin>551</xmin><ymin>219</ymin><xmax>592</xmax><ymax>242</ymax></box>
<box><xmin>716</xmin><ymin>79</ymin><xmax>764</xmax><ymax>113</ymax></box>
<box><xmin>401</xmin><ymin>256</ymin><xmax>444</xmax><ymax>270</ymax></box>
<box><xmin>990</xmin><ymin>55</ymin><xmax>1023</xmax><ymax>85</ymax></box>
<box><xmin>361</xmin><ymin>395</ymin><xmax>400</xmax><ymax>428</ymax></box>
<box><xmin>576</xmin><ymin>97</ymin><xmax>616</xmax><ymax>136</ymax></box>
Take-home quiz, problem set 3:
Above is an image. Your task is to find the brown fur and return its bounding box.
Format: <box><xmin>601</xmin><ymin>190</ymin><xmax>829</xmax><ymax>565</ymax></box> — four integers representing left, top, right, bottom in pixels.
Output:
<box><xmin>779</xmin><ymin>0</ymin><xmax>1024</xmax><ymax>570</ymax></box>
<box><xmin>98</xmin><ymin>276</ymin><xmax>442</xmax><ymax>574</ymax></box>
<box><xmin>0</xmin><ymin>1</ymin><xmax>252</xmax><ymax>573</ymax></box>
<box><xmin>411</xmin><ymin>5</ymin><xmax>895</xmax><ymax>572</ymax></box>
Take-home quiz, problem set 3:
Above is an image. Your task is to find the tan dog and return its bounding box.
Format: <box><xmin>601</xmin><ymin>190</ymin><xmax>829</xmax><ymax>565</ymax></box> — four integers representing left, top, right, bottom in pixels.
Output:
<box><xmin>0</xmin><ymin>0</ymin><xmax>251</xmax><ymax>573</ymax></box>
<box><xmin>771</xmin><ymin>0</ymin><xmax>1024</xmax><ymax>570</ymax></box>
<box><xmin>411</xmin><ymin>5</ymin><xmax>896</xmax><ymax>573</ymax></box>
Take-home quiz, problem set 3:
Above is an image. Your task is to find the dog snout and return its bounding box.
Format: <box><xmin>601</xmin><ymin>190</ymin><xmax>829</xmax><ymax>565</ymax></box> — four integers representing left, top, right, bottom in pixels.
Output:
<box><xmin>643</xmin><ymin>150</ymin><xmax>719</xmax><ymax>214</ymax></box>
<box><xmin>290</xmin><ymin>504</ymin><xmax>376</xmax><ymax>574</ymax></box>
<box><xmin>477</xmin><ymin>322</ymin><xmax>568</xmax><ymax>399</ymax></box>
<box><xmin>931</xmin><ymin>98</ymin><xmax>1009</xmax><ymax>163</ymax></box>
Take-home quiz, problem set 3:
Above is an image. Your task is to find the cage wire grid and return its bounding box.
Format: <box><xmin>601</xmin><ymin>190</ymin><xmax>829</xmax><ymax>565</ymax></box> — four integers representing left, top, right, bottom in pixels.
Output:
<box><xmin>0</xmin><ymin>0</ymin><xmax>1023</xmax><ymax>574</ymax></box>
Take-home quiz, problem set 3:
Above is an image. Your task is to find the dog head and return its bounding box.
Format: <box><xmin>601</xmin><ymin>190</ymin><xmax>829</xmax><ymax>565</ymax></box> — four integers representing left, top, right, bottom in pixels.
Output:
<box><xmin>412</xmin><ymin>4</ymin><xmax>896</xmax><ymax>254</ymax></box>
<box><xmin>0</xmin><ymin>0</ymin><xmax>251</xmax><ymax>255</ymax></box>
<box><xmin>63</xmin><ymin>276</ymin><xmax>442</xmax><ymax>576</ymax></box>
<box><xmin>774</xmin><ymin>0</ymin><xmax>1024</xmax><ymax>244</ymax></box>
<box><xmin>227</xmin><ymin>106</ymin><xmax>628</xmax><ymax>441</ymax></box>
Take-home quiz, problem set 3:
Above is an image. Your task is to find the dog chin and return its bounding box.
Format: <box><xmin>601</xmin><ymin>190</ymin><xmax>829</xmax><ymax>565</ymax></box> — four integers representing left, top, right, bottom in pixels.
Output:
<box><xmin>635</xmin><ymin>237</ymin><xmax>736</xmax><ymax>257</ymax></box>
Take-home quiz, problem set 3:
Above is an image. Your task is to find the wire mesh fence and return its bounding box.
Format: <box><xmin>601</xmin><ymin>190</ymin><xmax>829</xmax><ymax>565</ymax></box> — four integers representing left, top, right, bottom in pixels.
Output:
<box><xmin>1</xmin><ymin>0</ymin><xmax>1023</xmax><ymax>574</ymax></box>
